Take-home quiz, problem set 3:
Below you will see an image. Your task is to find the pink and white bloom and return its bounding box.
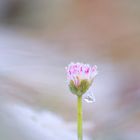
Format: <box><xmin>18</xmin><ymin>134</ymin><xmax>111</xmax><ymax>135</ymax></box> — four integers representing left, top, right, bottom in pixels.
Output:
<box><xmin>65</xmin><ymin>62</ymin><xmax>98</xmax><ymax>97</ymax></box>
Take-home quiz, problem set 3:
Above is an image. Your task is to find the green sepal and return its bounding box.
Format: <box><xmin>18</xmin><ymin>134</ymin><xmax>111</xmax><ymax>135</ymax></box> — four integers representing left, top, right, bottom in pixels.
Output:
<box><xmin>69</xmin><ymin>80</ymin><xmax>79</xmax><ymax>95</ymax></box>
<box><xmin>69</xmin><ymin>79</ymin><xmax>91</xmax><ymax>96</ymax></box>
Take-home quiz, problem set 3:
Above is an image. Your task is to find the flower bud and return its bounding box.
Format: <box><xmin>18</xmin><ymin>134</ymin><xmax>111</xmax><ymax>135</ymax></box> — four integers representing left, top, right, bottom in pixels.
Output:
<box><xmin>66</xmin><ymin>62</ymin><xmax>98</xmax><ymax>96</ymax></box>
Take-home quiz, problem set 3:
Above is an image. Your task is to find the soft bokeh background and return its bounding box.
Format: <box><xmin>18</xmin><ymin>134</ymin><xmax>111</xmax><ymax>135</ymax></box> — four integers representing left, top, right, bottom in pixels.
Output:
<box><xmin>0</xmin><ymin>0</ymin><xmax>140</xmax><ymax>140</ymax></box>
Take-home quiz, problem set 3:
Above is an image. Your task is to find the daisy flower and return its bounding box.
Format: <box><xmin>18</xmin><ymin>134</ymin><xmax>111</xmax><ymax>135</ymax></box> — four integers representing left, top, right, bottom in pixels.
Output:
<box><xmin>66</xmin><ymin>62</ymin><xmax>98</xmax><ymax>96</ymax></box>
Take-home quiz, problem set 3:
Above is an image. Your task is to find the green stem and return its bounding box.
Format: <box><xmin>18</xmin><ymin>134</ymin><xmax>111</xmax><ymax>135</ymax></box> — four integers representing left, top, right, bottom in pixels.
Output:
<box><xmin>77</xmin><ymin>96</ymin><xmax>83</xmax><ymax>140</ymax></box>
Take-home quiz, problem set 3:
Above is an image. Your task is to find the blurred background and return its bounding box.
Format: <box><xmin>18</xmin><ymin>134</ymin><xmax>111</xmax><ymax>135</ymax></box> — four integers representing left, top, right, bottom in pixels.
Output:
<box><xmin>0</xmin><ymin>0</ymin><xmax>140</xmax><ymax>140</ymax></box>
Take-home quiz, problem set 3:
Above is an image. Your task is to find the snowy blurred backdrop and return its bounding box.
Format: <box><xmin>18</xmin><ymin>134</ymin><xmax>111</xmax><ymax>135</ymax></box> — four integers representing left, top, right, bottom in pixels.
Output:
<box><xmin>0</xmin><ymin>0</ymin><xmax>140</xmax><ymax>140</ymax></box>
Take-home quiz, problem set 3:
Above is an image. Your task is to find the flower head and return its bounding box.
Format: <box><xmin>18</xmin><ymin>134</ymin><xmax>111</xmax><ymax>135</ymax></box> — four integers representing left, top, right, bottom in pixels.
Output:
<box><xmin>66</xmin><ymin>62</ymin><xmax>98</xmax><ymax>96</ymax></box>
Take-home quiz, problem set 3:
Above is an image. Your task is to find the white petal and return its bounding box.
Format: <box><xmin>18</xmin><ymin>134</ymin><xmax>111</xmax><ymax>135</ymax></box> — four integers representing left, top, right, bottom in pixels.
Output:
<box><xmin>84</xmin><ymin>84</ymin><xmax>96</xmax><ymax>103</ymax></box>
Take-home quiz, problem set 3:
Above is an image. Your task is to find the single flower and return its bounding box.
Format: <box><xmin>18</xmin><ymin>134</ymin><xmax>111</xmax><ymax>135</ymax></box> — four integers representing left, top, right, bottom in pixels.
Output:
<box><xmin>66</xmin><ymin>62</ymin><xmax>98</xmax><ymax>96</ymax></box>
<box><xmin>65</xmin><ymin>62</ymin><xmax>98</xmax><ymax>140</ymax></box>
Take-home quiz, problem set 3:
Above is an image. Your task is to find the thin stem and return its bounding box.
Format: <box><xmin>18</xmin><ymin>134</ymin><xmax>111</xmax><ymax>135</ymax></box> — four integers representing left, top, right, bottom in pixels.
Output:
<box><xmin>77</xmin><ymin>95</ymin><xmax>83</xmax><ymax>140</ymax></box>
